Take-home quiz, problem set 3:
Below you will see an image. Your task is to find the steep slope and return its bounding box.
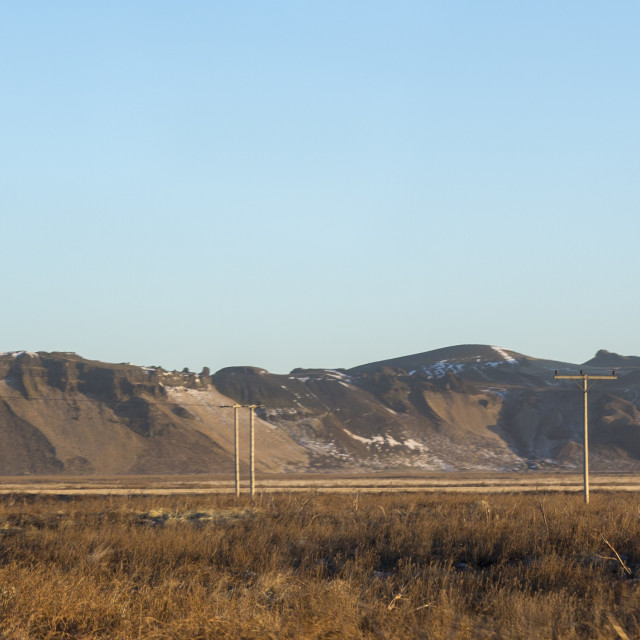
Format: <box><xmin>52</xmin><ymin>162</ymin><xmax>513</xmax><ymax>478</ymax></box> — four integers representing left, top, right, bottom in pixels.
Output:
<box><xmin>2</xmin><ymin>345</ymin><xmax>640</xmax><ymax>474</ymax></box>
<box><xmin>0</xmin><ymin>352</ymin><xmax>308</xmax><ymax>474</ymax></box>
<box><xmin>212</xmin><ymin>344</ymin><xmax>640</xmax><ymax>472</ymax></box>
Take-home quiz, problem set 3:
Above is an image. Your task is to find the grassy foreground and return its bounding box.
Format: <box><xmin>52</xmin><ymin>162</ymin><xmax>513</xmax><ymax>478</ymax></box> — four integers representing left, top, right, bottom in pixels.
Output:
<box><xmin>0</xmin><ymin>491</ymin><xmax>639</xmax><ymax>639</ymax></box>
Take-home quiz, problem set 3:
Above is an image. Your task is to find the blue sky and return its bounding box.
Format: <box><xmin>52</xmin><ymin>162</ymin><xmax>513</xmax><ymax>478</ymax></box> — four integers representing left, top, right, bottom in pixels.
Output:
<box><xmin>1</xmin><ymin>2</ymin><xmax>639</xmax><ymax>373</ymax></box>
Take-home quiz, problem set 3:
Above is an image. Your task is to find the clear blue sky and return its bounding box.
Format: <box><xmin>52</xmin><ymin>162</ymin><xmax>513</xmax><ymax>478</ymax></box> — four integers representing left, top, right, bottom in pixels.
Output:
<box><xmin>1</xmin><ymin>2</ymin><xmax>639</xmax><ymax>373</ymax></box>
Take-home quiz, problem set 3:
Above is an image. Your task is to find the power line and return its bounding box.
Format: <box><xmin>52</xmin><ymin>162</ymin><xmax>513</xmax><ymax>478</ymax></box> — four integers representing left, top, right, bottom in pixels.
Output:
<box><xmin>553</xmin><ymin>369</ymin><xmax>617</xmax><ymax>504</ymax></box>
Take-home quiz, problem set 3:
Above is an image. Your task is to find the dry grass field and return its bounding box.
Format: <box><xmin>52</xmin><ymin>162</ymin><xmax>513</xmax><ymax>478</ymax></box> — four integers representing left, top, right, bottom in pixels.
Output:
<box><xmin>0</xmin><ymin>489</ymin><xmax>639</xmax><ymax>639</ymax></box>
<box><xmin>2</xmin><ymin>472</ymin><xmax>640</xmax><ymax>495</ymax></box>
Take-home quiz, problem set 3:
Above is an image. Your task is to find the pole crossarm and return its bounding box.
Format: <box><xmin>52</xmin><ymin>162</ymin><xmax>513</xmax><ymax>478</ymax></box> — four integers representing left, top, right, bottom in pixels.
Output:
<box><xmin>553</xmin><ymin>370</ymin><xmax>616</xmax><ymax>504</ymax></box>
<box><xmin>554</xmin><ymin>375</ymin><xmax>617</xmax><ymax>380</ymax></box>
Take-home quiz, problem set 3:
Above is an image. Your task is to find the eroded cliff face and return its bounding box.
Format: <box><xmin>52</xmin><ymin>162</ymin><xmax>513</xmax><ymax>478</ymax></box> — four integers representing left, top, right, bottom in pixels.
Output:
<box><xmin>0</xmin><ymin>352</ymin><xmax>308</xmax><ymax>475</ymax></box>
<box><xmin>1</xmin><ymin>345</ymin><xmax>640</xmax><ymax>475</ymax></box>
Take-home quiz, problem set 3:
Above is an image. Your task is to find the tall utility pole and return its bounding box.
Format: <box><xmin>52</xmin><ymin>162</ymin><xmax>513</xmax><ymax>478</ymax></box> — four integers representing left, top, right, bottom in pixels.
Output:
<box><xmin>232</xmin><ymin>403</ymin><xmax>242</xmax><ymax>497</ymax></box>
<box><xmin>248</xmin><ymin>404</ymin><xmax>258</xmax><ymax>497</ymax></box>
<box><xmin>554</xmin><ymin>370</ymin><xmax>616</xmax><ymax>504</ymax></box>
<box><xmin>219</xmin><ymin>403</ymin><xmax>261</xmax><ymax>496</ymax></box>
<box><xmin>220</xmin><ymin>404</ymin><xmax>243</xmax><ymax>496</ymax></box>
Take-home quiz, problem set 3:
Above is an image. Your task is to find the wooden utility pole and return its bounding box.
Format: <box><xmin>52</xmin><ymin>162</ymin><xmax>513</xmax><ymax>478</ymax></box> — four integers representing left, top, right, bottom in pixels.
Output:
<box><xmin>233</xmin><ymin>404</ymin><xmax>242</xmax><ymax>497</ymax></box>
<box><xmin>220</xmin><ymin>404</ymin><xmax>244</xmax><ymax>496</ymax></box>
<box><xmin>220</xmin><ymin>403</ymin><xmax>261</xmax><ymax>496</ymax></box>
<box><xmin>248</xmin><ymin>404</ymin><xmax>258</xmax><ymax>497</ymax></box>
<box><xmin>554</xmin><ymin>370</ymin><xmax>616</xmax><ymax>504</ymax></box>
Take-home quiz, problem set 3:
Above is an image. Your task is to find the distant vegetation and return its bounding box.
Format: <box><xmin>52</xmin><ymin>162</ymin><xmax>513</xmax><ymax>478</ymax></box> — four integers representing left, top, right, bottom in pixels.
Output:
<box><xmin>0</xmin><ymin>492</ymin><xmax>638</xmax><ymax>638</ymax></box>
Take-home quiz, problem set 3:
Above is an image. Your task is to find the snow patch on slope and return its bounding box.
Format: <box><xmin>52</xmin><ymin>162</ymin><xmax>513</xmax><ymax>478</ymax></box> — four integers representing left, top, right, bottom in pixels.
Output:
<box><xmin>421</xmin><ymin>361</ymin><xmax>466</xmax><ymax>378</ymax></box>
<box><xmin>404</xmin><ymin>438</ymin><xmax>428</xmax><ymax>452</ymax></box>
<box><xmin>492</xmin><ymin>346</ymin><xmax>518</xmax><ymax>364</ymax></box>
<box><xmin>343</xmin><ymin>428</ymin><xmax>427</xmax><ymax>451</ymax></box>
<box><xmin>288</xmin><ymin>370</ymin><xmax>354</xmax><ymax>384</ymax></box>
<box><xmin>1</xmin><ymin>351</ymin><xmax>39</xmax><ymax>359</ymax></box>
<box><xmin>415</xmin><ymin>348</ymin><xmax>519</xmax><ymax>379</ymax></box>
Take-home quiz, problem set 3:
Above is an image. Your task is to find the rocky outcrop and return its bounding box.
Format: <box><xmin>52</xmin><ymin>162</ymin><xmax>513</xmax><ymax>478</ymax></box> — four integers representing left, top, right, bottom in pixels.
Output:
<box><xmin>0</xmin><ymin>352</ymin><xmax>306</xmax><ymax>475</ymax></box>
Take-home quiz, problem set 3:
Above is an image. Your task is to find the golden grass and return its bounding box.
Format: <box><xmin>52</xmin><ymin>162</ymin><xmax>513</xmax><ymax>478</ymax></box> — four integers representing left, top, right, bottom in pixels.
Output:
<box><xmin>0</xmin><ymin>491</ymin><xmax>638</xmax><ymax>638</ymax></box>
<box><xmin>3</xmin><ymin>472</ymin><xmax>640</xmax><ymax>496</ymax></box>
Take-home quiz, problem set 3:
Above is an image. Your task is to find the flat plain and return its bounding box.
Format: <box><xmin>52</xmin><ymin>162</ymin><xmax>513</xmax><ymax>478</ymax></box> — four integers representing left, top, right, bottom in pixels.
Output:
<box><xmin>1</xmin><ymin>472</ymin><xmax>640</xmax><ymax>495</ymax></box>
<box><xmin>0</xmin><ymin>476</ymin><xmax>639</xmax><ymax>638</ymax></box>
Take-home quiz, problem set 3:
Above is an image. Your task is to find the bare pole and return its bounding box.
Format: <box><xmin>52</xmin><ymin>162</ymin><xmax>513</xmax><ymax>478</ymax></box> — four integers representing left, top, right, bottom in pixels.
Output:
<box><xmin>219</xmin><ymin>404</ymin><xmax>244</xmax><ymax>496</ymax></box>
<box><xmin>583</xmin><ymin>376</ymin><xmax>589</xmax><ymax>503</ymax></box>
<box><xmin>554</xmin><ymin>371</ymin><xmax>616</xmax><ymax>504</ymax></box>
<box><xmin>248</xmin><ymin>404</ymin><xmax>257</xmax><ymax>497</ymax></box>
<box><xmin>234</xmin><ymin>404</ymin><xmax>241</xmax><ymax>497</ymax></box>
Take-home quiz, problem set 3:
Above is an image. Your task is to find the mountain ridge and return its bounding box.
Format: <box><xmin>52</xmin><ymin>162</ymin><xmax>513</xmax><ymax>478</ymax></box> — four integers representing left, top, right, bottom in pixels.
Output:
<box><xmin>1</xmin><ymin>345</ymin><xmax>640</xmax><ymax>475</ymax></box>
